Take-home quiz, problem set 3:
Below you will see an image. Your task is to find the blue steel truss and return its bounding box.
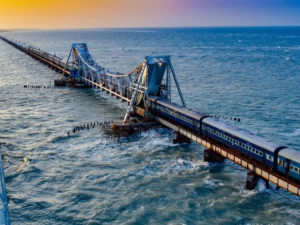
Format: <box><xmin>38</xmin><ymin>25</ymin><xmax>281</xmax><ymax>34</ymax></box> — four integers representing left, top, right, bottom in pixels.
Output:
<box><xmin>69</xmin><ymin>44</ymin><xmax>186</xmax><ymax>122</ymax></box>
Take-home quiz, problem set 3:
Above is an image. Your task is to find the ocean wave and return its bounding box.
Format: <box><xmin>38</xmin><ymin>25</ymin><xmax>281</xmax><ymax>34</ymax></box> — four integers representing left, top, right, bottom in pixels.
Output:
<box><xmin>284</xmin><ymin>129</ymin><xmax>300</xmax><ymax>137</ymax></box>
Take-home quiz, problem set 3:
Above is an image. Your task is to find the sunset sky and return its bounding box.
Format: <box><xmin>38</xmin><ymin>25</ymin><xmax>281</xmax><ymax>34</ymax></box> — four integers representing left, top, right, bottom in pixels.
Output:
<box><xmin>0</xmin><ymin>0</ymin><xmax>300</xmax><ymax>29</ymax></box>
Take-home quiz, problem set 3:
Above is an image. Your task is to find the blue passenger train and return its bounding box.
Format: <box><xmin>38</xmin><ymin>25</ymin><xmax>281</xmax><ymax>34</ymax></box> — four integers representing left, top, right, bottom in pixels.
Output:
<box><xmin>148</xmin><ymin>96</ymin><xmax>300</xmax><ymax>182</ymax></box>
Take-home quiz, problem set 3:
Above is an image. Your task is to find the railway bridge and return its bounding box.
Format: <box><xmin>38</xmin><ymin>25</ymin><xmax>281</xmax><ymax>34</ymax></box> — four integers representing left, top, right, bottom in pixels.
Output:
<box><xmin>0</xmin><ymin>35</ymin><xmax>299</xmax><ymax>224</ymax></box>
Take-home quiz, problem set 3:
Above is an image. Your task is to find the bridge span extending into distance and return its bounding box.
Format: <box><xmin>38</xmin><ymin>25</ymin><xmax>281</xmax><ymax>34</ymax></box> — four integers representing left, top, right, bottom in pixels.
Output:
<box><xmin>0</xmin><ymin>35</ymin><xmax>299</xmax><ymax>224</ymax></box>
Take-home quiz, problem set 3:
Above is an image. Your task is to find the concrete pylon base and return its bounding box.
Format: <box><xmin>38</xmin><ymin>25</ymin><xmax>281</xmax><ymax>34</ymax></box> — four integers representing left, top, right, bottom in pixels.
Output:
<box><xmin>204</xmin><ymin>149</ymin><xmax>224</xmax><ymax>163</ymax></box>
<box><xmin>245</xmin><ymin>171</ymin><xmax>259</xmax><ymax>190</ymax></box>
<box><xmin>173</xmin><ymin>131</ymin><xmax>191</xmax><ymax>144</ymax></box>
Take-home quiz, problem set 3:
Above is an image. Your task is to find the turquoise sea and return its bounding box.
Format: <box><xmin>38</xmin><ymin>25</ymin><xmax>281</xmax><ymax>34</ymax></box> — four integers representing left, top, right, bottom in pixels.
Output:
<box><xmin>0</xmin><ymin>27</ymin><xmax>300</xmax><ymax>224</ymax></box>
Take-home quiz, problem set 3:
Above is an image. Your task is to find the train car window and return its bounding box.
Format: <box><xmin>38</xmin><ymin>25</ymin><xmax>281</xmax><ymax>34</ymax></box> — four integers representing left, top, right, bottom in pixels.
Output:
<box><xmin>295</xmin><ymin>167</ymin><xmax>299</xmax><ymax>173</ymax></box>
<box><xmin>279</xmin><ymin>160</ymin><xmax>284</xmax><ymax>167</ymax></box>
<box><xmin>290</xmin><ymin>165</ymin><xmax>294</xmax><ymax>171</ymax></box>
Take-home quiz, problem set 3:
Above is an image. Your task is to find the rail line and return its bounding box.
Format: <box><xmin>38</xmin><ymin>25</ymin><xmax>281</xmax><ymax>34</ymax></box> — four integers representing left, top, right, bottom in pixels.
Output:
<box><xmin>0</xmin><ymin>35</ymin><xmax>299</xmax><ymax>223</ymax></box>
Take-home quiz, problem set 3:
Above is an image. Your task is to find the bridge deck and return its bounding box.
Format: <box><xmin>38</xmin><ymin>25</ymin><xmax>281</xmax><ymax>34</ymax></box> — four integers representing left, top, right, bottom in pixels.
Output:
<box><xmin>155</xmin><ymin>116</ymin><xmax>300</xmax><ymax>196</ymax></box>
<box><xmin>0</xmin><ymin>36</ymin><xmax>72</xmax><ymax>76</ymax></box>
<box><xmin>1</xmin><ymin>35</ymin><xmax>299</xmax><ymax>198</ymax></box>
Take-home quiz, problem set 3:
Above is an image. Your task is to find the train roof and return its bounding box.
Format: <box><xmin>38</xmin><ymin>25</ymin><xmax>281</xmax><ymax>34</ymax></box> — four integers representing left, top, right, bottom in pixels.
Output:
<box><xmin>154</xmin><ymin>97</ymin><xmax>206</xmax><ymax>120</ymax></box>
<box><xmin>203</xmin><ymin>117</ymin><xmax>282</xmax><ymax>153</ymax></box>
<box><xmin>279</xmin><ymin>148</ymin><xmax>300</xmax><ymax>164</ymax></box>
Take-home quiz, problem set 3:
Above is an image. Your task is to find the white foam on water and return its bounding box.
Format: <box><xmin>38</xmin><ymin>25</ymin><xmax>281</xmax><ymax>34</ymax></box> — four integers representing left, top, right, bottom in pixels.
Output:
<box><xmin>284</xmin><ymin>128</ymin><xmax>300</xmax><ymax>137</ymax></box>
<box><xmin>256</xmin><ymin>179</ymin><xmax>268</xmax><ymax>193</ymax></box>
<box><xmin>203</xmin><ymin>179</ymin><xmax>215</xmax><ymax>186</ymax></box>
<box><xmin>177</xmin><ymin>158</ymin><xmax>209</xmax><ymax>170</ymax></box>
<box><xmin>142</xmin><ymin>130</ymin><xmax>177</xmax><ymax>150</ymax></box>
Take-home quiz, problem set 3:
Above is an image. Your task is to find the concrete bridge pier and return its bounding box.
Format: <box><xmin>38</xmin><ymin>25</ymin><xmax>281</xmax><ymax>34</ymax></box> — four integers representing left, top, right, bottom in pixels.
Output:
<box><xmin>173</xmin><ymin>131</ymin><xmax>191</xmax><ymax>144</ymax></box>
<box><xmin>245</xmin><ymin>171</ymin><xmax>270</xmax><ymax>190</ymax></box>
<box><xmin>204</xmin><ymin>149</ymin><xmax>224</xmax><ymax>163</ymax></box>
<box><xmin>245</xmin><ymin>171</ymin><xmax>259</xmax><ymax>190</ymax></box>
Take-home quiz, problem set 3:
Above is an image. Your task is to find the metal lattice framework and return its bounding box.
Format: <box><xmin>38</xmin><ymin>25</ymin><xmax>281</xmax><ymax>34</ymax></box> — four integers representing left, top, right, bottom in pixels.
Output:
<box><xmin>1</xmin><ymin>36</ymin><xmax>300</xmax><ymax>198</ymax></box>
<box><xmin>68</xmin><ymin>44</ymin><xmax>186</xmax><ymax>123</ymax></box>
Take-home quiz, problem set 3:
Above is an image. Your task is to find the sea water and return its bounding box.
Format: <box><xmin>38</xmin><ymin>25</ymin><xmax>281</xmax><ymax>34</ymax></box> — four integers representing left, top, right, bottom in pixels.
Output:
<box><xmin>0</xmin><ymin>27</ymin><xmax>299</xmax><ymax>224</ymax></box>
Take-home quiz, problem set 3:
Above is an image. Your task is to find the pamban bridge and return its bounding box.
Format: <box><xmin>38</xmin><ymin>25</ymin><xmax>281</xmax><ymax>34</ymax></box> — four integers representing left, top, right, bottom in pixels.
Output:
<box><xmin>0</xmin><ymin>36</ymin><xmax>299</xmax><ymax>224</ymax></box>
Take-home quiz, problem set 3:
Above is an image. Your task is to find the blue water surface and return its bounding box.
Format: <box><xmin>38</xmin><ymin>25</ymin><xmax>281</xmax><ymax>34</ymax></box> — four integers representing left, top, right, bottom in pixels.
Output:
<box><xmin>0</xmin><ymin>27</ymin><xmax>300</xmax><ymax>224</ymax></box>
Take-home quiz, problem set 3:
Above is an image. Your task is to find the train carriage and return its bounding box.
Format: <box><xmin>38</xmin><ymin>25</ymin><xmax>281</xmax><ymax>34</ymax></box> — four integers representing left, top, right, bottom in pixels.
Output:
<box><xmin>148</xmin><ymin>96</ymin><xmax>300</xmax><ymax>183</ymax></box>
<box><xmin>148</xmin><ymin>96</ymin><xmax>204</xmax><ymax>132</ymax></box>
<box><xmin>201</xmin><ymin>117</ymin><xmax>282</xmax><ymax>167</ymax></box>
<box><xmin>278</xmin><ymin>148</ymin><xmax>300</xmax><ymax>180</ymax></box>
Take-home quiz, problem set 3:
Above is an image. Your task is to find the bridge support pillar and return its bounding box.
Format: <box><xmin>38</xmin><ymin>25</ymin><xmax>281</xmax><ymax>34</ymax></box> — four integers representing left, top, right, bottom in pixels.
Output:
<box><xmin>264</xmin><ymin>179</ymin><xmax>270</xmax><ymax>189</ymax></box>
<box><xmin>204</xmin><ymin>149</ymin><xmax>224</xmax><ymax>163</ymax></box>
<box><xmin>245</xmin><ymin>171</ymin><xmax>259</xmax><ymax>190</ymax></box>
<box><xmin>173</xmin><ymin>132</ymin><xmax>191</xmax><ymax>144</ymax></box>
<box><xmin>54</xmin><ymin>80</ymin><xmax>66</xmax><ymax>86</ymax></box>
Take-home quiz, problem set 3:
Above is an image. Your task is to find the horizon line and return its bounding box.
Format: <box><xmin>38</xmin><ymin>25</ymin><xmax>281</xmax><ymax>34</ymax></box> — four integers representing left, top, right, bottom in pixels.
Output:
<box><xmin>1</xmin><ymin>25</ymin><xmax>300</xmax><ymax>31</ymax></box>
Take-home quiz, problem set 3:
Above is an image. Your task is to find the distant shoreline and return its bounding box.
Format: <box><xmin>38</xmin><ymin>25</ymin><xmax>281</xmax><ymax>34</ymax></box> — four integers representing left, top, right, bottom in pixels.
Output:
<box><xmin>1</xmin><ymin>26</ymin><xmax>300</xmax><ymax>32</ymax></box>
<box><xmin>0</xmin><ymin>29</ymin><xmax>41</xmax><ymax>33</ymax></box>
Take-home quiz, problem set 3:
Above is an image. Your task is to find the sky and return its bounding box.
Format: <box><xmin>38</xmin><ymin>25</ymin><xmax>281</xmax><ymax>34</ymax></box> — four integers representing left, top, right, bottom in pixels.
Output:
<box><xmin>0</xmin><ymin>0</ymin><xmax>300</xmax><ymax>29</ymax></box>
